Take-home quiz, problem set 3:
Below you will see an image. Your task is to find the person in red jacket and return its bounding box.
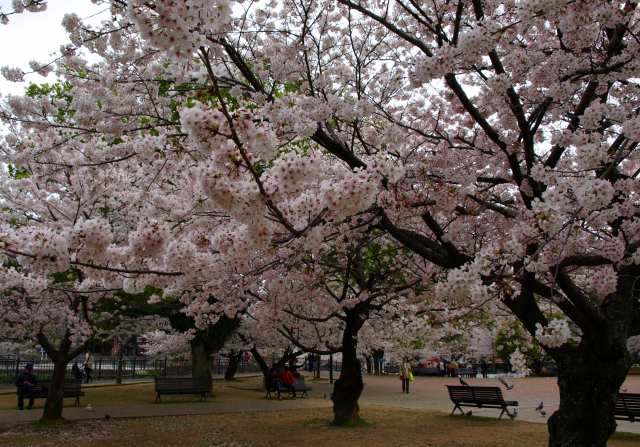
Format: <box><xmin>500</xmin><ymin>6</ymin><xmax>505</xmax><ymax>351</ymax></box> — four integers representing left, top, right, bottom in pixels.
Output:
<box><xmin>279</xmin><ymin>366</ymin><xmax>297</xmax><ymax>397</ymax></box>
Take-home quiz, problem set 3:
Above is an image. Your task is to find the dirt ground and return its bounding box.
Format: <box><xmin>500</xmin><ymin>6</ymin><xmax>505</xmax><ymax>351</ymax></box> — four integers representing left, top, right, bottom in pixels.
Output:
<box><xmin>1</xmin><ymin>406</ymin><xmax>639</xmax><ymax>447</ymax></box>
<box><xmin>1</xmin><ymin>376</ymin><xmax>638</xmax><ymax>446</ymax></box>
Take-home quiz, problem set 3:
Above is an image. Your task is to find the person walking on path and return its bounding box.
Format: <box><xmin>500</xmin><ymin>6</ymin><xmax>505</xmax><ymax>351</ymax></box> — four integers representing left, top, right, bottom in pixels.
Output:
<box><xmin>400</xmin><ymin>358</ymin><xmax>412</xmax><ymax>394</ymax></box>
<box><xmin>15</xmin><ymin>363</ymin><xmax>37</xmax><ymax>410</ymax></box>
<box><xmin>83</xmin><ymin>352</ymin><xmax>94</xmax><ymax>383</ymax></box>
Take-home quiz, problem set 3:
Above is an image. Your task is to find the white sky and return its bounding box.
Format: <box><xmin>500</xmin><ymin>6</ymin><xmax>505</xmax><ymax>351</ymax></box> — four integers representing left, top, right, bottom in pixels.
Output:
<box><xmin>0</xmin><ymin>0</ymin><xmax>108</xmax><ymax>97</ymax></box>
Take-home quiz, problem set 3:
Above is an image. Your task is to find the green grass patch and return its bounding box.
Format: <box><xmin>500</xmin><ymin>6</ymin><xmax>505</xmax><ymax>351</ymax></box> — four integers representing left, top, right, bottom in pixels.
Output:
<box><xmin>612</xmin><ymin>431</ymin><xmax>640</xmax><ymax>441</ymax></box>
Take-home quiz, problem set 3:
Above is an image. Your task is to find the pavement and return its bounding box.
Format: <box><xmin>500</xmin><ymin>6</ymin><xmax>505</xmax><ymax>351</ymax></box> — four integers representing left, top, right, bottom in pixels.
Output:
<box><xmin>0</xmin><ymin>374</ymin><xmax>638</xmax><ymax>434</ymax></box>
<box><xmin>353</xmin><ymin>374</ymin><xmax>640</xmax><ymax>434</ymax></box>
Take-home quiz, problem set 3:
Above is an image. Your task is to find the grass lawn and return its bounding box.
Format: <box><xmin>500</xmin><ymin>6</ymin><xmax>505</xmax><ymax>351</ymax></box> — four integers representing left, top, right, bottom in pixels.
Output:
<box><xmin>0</xmin><ymin>383</ymin><xmax>153</xmax><ymax>410</ymax></box>
<box><xmin>1</xmin><ymin>406</ymin><xmax>639</xmax><ymax>447</ymax></box>
<box><xmin>0</xmin><ymin>380</ymin><xmax>269</xmax><ymax>411</ymax></box>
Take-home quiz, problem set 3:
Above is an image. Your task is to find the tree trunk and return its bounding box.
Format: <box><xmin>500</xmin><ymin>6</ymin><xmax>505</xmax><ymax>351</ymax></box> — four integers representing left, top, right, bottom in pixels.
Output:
<box><xmin>115</xmin><ymin>350</ymin><xmax>124</xmax><ymax>385</ymax></box>
<box><xmin>190</xmin><ymin>338</ymin><xmax>212</xmax><ymax>394</ymax></box>
<box><xmin>547</xmin><ymin>341</ymin><xmax>631</xmax><ymax>447</ymax></box>
<box><xmin>41</xmin><ymin>358</ymin><xmax>68</xmax><ymax>421</ymax></box>
<box><xmin>315</xmin><ymin>354</ymin><xmax>321</xmax><ymax>379</ymax></box>
<box><xmin>224</xmin><ymin>351</ymin><xmax>242</xmax><ymax>381</ymax></box>
<box><xmin>251</xmin><ymin>347</ymin><xmax>270</xmax><ymax>378</ymax></box>
<box><xmin>331</xmin><ymin>313</ymin><xmax>364</xmax><ymax>426</ymax></box>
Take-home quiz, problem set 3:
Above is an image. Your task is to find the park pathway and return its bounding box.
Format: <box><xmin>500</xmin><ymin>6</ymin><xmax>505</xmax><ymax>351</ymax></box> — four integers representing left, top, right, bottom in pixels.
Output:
<box><xmin>309</xmin><ymin>373</ymin><xmax>640</xmax><ymax>434</ymax></box>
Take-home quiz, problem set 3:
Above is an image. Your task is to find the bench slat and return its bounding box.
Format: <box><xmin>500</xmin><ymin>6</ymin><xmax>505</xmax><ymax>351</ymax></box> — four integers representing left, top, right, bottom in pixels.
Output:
<box><xmin>446</xmin><ymin>385</ymin><xmax>517</xmax><ymax>419</ymax></box>
<box><xmin>615</xmin><ymin>393</ymin><xmax>640</xmax><ymax>421</ymax></box>
<box><xmin>154</xmin><ymin>377</ymin><xmax>208</xmax><ymax>401</ymax></box>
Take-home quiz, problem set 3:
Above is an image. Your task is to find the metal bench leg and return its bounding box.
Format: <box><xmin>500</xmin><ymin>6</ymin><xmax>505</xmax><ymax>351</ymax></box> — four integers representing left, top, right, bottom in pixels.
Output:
<box><xmin>155</xmin><ymin>393</ymin><xmax>161</xmax><ymax>403</ymax></box>
<box><xmin>75</xmin><ymin>396</ymin><xmax>80</xmax><ymax>407</ymax></box>
<box><xmin>499</xmin><ymin>408</ymin><xmax>505</xmax><ymax>420</ymax></box>
<box><xmin>451</xmin><ymin>404</ymin><xmax>462</xmax><ymax>416</ymax></box>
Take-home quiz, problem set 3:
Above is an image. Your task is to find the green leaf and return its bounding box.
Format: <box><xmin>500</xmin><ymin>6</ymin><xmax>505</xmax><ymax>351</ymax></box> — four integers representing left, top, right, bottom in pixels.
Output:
<box><xmin>7</xmin><ymin>164</ymin><xmax>30</xmax><ymax>180</ymax></box>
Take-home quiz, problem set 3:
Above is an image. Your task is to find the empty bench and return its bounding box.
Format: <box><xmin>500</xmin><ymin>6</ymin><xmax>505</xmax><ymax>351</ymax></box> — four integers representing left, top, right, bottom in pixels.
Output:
<box><xmin>615</xmin><ymin>393</ymin><xmax>640</xmax><ymax>422</ymax></box>
<box><xmin>446</xmin><ymin>385</ymin><xmax>518</xmax><ymax>419</ymax></box>
<box><xmin>154</xmin><ymin>377</ymin><xmax>208</xmax><ymax>402</ymax></box>
<box><xmin>32</xmin><ymin>381</ymin><xmax>84</xmax><ymax>407</ymax></box>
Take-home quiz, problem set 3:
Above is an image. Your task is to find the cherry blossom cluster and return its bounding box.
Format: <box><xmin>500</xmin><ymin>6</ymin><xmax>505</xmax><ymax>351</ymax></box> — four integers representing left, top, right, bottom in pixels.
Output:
<box><xmin>129</xmin><ymin>0</ymin><xmax>233</xmax><ymax>61</ymax></box>
<box><xmin>509</xmin><ymin>349</ymin><xmax>531</xmax><ymax>376</ymax></box>
<box><xmin>535</xmin><ymin>319</ymin><xmax>576</xmax><ymax>349</ymax></box>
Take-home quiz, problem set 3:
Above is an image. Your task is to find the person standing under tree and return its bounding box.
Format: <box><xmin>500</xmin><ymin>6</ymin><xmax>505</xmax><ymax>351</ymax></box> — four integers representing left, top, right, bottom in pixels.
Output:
<box><xmin>71</xmin><ymin>363</ymin><xmax>84</xmax><ymax>382</ymax></box>
<box><xmin>15</xmin><ymin>363</ymin><xmax>37</xmax><ymax>410</ymax></box>
<box><xmin>480</xmin><ymin>358</ymin><xmax>488</xmax><ymax>379</ymax></box>
<box><xmin>400</xmin><ymin>358</ymin><xmax>412</xmax><ymax>394</ymax></box>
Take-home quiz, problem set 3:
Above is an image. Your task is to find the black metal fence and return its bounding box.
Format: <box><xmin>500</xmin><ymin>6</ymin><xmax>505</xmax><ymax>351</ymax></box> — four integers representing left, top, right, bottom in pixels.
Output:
<box><xmin>0</xmin><ymin>355</ymin><xmax>262</xmax><ymax>384</ymax></box>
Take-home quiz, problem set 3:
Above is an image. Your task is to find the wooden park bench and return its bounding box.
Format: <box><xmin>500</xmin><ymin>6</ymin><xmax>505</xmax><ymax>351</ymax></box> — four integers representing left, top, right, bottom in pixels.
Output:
<box><xmin>32</xmin><ymin>381</ymin><xmax>84</xmax><ymax>407</ymax></box>
<box><xmin>615</xmin><ymin>393</ymin><xmax>640</xmax><ymax>422</ymax></box>
<box><xmin>292</xmin><ymin>376</ymin><xmax>312</xmax><ymax>397</ymax></box>
<box><xmin>446</xmin><ymin>385</ymin><xmax>518</xmax><ymax>419</ymax></box>
<box><xmin>154</xmin><ymin>377</ymin><xmax>208</xmax><ymax>402</ymax></box>
<box><xmin>265</xmin><ymin>376</ymin><xmax>312</xmax><ymax>399</ymax></box>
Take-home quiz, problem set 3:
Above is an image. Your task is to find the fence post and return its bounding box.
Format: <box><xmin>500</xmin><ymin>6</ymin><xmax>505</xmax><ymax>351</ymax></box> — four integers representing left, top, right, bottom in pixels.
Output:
<box><xmin>329</xmin><ymin>354</ymin><xmax>334</xmax><ymax>384</ymax></box>
<box><xmin>132</xmin><ymin>357</ymin><xmax>136</xmax><ymax>378</ymax></box>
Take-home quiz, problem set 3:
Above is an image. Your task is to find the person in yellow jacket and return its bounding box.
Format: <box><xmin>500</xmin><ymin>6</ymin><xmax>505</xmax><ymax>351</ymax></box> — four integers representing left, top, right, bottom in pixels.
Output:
<box><xmin>400</xmin><ymin>358</ymin><xmax>413</xmax><ymax>394</ymax></box>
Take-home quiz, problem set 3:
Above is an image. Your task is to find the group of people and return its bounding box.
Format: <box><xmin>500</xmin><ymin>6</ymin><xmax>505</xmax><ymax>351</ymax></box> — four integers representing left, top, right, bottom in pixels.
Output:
<box><xmin>433</xmin><ymin>357</ymin><xmax>490</xmax><ymax>378</ymax></box>
<box><xmin>13</xmin><ymin>352</ymin><xmax>95</xmax><ymax>410</ymax></box>
<box><xmin>266</xmin><ymin>365</ymin><xmax>299</xmax><ymax>397</ymax></box>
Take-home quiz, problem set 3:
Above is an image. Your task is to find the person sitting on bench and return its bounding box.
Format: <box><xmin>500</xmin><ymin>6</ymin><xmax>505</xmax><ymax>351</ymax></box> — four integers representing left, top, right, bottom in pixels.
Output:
<box><xmin>279</xmin><ymin>366</ymin><xmax>297</xmax><ymax>397</ymax></box>
<box><xmin>15</xmin><ymin>363</ymin><xmax>37</xmax><ymax>410</ymax></box>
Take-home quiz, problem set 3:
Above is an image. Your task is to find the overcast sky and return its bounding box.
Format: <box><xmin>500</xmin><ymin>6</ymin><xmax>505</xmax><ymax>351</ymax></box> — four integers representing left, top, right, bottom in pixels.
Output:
<box><xmin>0</xmin><ymin>0</ymin><xmax>108</xmax><ymax>97</ymax></box>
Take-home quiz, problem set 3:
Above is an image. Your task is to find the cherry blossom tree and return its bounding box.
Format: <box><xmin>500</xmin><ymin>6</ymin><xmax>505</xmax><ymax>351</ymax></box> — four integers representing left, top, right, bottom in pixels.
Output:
<box><xmin>0</xmin><ymin>3</ymin><xmax>258</xmax><ymax>412</ymax></box>
<box><xmin>0</xmin><ymin>6</ymin><xmax>249</xmax><ymax>417</ymax></box>
<box><xmin>242</xmin><ymin>237</ymin><xmax>426</xmax><ymax>424</ymax></box>
<box><xmin>2</xmin><ymin>1</ymin><xmax>639</xmax><ymax>445</ymax></box>
<box><xmin>115</xmin><ymin>291</ymin><xmax>242</xmax><ymax>392</ymax></box>
<box><xmin>121</xmin><ymin>1</ymin><xmax>640</xmax><ymax>444</ymax></box>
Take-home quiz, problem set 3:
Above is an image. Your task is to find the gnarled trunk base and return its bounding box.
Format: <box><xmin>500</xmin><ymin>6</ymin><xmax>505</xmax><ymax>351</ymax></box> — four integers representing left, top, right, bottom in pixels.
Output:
<box><xmin>548</xmin><ymin>345</ymin><xmax>631</xmax><ymax>447</ymax></box>
<box><xmin>41</xmin><ymin>359</ymin><xmax>68</xmax><ymax>421</ymax></box>
<box><xmin>191</xmin><ymin>339</ymin><xmax>212</xmax><ymax>394</ymax></box>
<box><xmin>331</xmin><ymin>360</ymin><xmax>364</xmax><ymax>425</ymax></box>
